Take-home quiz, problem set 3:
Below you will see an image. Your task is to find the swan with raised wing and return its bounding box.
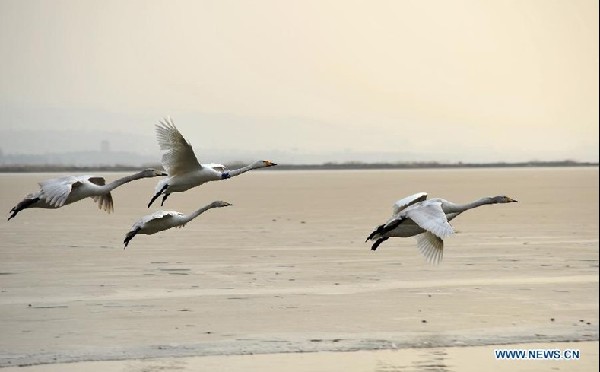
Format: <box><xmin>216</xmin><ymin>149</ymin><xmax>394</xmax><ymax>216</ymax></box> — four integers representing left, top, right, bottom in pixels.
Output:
<box><xmin>147</xmin><ymin>118</ymin><xmax>276</xmax><ymax>207</ymax></box>
<box><xmin>366</xmin><ymin>192</ymin><xmax>517</xmax><ymax>264</ymax></box>
<box><xmin>8</xmin><ymin>168</ymin><xmax>167</xmax><ymax>221</ymax></box>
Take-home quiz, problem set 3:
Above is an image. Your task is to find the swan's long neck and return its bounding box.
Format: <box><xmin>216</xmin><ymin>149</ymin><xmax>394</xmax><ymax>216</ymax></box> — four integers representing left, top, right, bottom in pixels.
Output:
<box><xmin>221</xmin><ymin>163</ymin><xmax>259</xmax><ymax>179</ymax></box>
<box><xmin>101</xmin><ymin>171</ymin><xmax>149</xmax><ymax>192</ymax></box>
<box><xmin>442</xmin><ymin>197</ymin><xmax>497</xmax><ymax>215</ymax></box>
<box><xmin>182</xmin><ymin>205</ymin><xmax>215</xmax><ymax>223</ymax></box>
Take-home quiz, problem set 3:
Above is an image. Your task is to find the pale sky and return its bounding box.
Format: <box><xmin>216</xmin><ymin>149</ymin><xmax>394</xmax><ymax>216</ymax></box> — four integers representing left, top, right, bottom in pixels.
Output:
<box><xmin>0</xmin><ymin>0</ymin><xmax>598</xmax><ymax>163</ymax></box>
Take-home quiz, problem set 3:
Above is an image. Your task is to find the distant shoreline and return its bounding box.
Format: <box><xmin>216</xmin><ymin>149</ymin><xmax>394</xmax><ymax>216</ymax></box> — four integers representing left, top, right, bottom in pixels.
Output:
<box><xmin>0</xmin><ymin>161</ymin><xmax>597</xmax><ymax>173</ymax></box>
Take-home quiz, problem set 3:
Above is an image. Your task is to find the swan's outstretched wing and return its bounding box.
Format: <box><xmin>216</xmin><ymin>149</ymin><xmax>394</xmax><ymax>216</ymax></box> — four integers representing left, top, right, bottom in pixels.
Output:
<box><xmin>404</xmin><ymin>201</ymin><xmax>454</xmax><ymax>239</ymax></box>
<box><xmin>415</xmin><ymin>232</ymin><xmax>444</xmax><ymax>264</ymax></box>
<box><xmin>125</xmin><ymin>211</ymin><xmax>186</xmax><ymax>247</ymax></box>
<box><xmin>38</xmin><ymin>175</ymin><xmax>93</xmax><ymax>207</ymax></box>
<box><xmin>38</xmin><ymin>176</ymin><xmax>76</xmax><ymax>207</ymax></box>
<box><xmin>392</xmin><ymin>192</ymin><xmax>427</xmax><ymax>215</ymax></box>
<box><xmin>155</xmin><ymin>117</ymin><xmax>201</xmax><ymax>176</ymax></box>
<box><xmin>132</xmin><ymin>210</ymin><xmax>181</xmax><ymax>229</ymax></box>
<box><xmin>140</xmin><ymin>210</ymin><xmax>182</xmax><ymax>224</ymax></box>
<box><xmin>85</xmin><ymin>176</ymin><xmax>114</xmax><ymax>213</ymax></box>
<box><xmin>91</xmin><ymin>194</ymin><xmax>113</xmax><ymax>213</ymax></box>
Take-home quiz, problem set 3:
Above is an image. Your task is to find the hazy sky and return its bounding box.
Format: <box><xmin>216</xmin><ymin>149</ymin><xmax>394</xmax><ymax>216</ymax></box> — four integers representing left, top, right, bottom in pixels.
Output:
<box><xmin>0</xmin><ymin>0</ymin><xmax>598</xmax><ymax>163</ymax></box>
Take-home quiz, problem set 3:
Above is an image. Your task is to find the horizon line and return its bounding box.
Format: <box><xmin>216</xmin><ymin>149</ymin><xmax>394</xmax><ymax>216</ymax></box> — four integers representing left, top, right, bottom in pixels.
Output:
<box><xmin>0</xmin><ymin>160</ymin><xmax>597</xmax><ymax>173</ymax></box>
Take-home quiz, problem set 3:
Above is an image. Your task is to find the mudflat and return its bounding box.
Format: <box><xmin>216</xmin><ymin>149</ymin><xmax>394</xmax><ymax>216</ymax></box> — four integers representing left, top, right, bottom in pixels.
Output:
<box><xmin>0</xmin><ymin>168</ymin><xmax>597</xmax><ymax>370</ymax></box>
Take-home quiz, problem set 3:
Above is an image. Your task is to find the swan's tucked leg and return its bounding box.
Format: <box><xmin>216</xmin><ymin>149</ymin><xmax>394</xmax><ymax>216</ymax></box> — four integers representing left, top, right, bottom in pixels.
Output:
<box><xmin>124</xmin><ymin>227</ymin><xmax>141</xmax><ymax>249</ymax></box>
<box><xmin>371</xmin><ymin>237</ymin><xmax>389</xmax><ymax>251</ymax></box>
<box><xmin>8</xmin><ymin>197</ymin><xmax>39</xmax><ymax>221</ymax></box>
<box><xmin>160</xmin><ymin>193</ymin><xmax>171</xmax><ymax>207</ymax></box>
<box><xmin>148</xmin><ymin>184</ymin><xmax>168</xmax><ymax>208</ymax></box>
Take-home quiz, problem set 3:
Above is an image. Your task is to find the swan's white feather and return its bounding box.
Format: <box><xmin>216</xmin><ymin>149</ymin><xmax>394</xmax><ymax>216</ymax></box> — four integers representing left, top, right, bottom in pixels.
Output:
<box><xmin>403</xmin><ymin>201</ymin><xmax>455</xmax><ymax>239</ymax></box>
<box><xmin>155</xmin><ymin>117</ymin><xmax>202</xmax><ymax>176</ymax></box>
<box><xmin>38</xmin><ymin>175</ymin><xmax>102</xmax><ymax>207</ymax></box>
<box><xmin>415</xmin><ymin>232</ymin><xmax>444</xmax><ymax>264</ymax></box>
<box><xmin>392</xmin><ymin>192</ymin><xmax>427</xmax><ymax>215</ymax></box>
<box><xmin>204</xmin><ymin>163</ymin><xmax>226</xmax><ymax>172</ymax></box>
<box><xmin>131</xmin><ymin>210</ymin><xmax>185</xmax><ymax>234</ymax></box>
<box><xmin>139</xmin><ymin>210</ymin><xmax>184</xmax><ymax>226</ymax></box>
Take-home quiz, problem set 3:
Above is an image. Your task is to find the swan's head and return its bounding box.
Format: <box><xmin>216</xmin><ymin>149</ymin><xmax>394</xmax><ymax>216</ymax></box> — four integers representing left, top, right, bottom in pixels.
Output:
<box><xmin>492</xmin><ymin>195</ymin><xmax>518</xmax><ymax>203</ymax></box>
<box><xmin>141</xmin><ymin>168</ymin><xmax>168</xmax><ymax>177</ymax></box>
<box><xmin>208</xmin><ymin>201</ymin><xmax>232</xmax><ymax>209</ymax></box>
<box><xmin>252</xmin><ymin>160</ymin><xmax>277</xmax><ymax>169</ymax></box>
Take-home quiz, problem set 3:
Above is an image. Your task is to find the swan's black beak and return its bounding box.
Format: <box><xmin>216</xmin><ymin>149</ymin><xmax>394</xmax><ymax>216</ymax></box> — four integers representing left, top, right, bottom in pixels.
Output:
<box><xmin>159</xmin><ymin>171</ymin><xmax>168</xmax><ymax>176</ymax></box>
<box><xmin>508</xmin><ymin>197</ymin><xmax>518</xmax><ymax>203</ymax></box>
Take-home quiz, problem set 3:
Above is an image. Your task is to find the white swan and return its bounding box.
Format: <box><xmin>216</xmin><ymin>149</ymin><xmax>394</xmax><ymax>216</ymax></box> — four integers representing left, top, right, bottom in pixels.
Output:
<box><xmin>8</xmin><ymin>168</ymin><xmax>167</xmax><ymax>221</ymax></box>
<box><xmin>124</xmin><ymin>201</ymin><xmax>232</xmax><ymax>248</ymax></box>
<box><xmin>366</xmin><ymin>192</ymin><xmax>517</xmax><ymax>264</ymax></box>
<box><xmin>147</xmin><ymin>118</ymin><xmax>277</xmax><ymax>207</ymax></box>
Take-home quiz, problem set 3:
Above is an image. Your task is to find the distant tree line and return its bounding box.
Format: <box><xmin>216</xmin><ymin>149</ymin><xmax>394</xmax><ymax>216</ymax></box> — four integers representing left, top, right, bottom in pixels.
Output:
<box><xmin>0</xmin><ymin>160</ymin><xmax>597</xmax><ymax>173</ymax></box>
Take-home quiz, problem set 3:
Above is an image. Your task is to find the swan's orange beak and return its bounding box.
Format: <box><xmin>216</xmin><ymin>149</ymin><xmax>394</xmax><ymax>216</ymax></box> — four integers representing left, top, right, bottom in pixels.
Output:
<box><xmin>264</xmin><ymin>160</ymin><xmax>277</xmax><ymax>167</ymax></box>
<box><xmin>508</xmin><ymin>197</ymin><xmax>518</xmax><ymax>202</ymax></box>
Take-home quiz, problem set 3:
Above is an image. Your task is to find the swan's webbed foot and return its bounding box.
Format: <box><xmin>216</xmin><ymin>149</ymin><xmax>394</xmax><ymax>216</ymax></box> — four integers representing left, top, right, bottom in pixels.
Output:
<box><xmin>7</xmin><ymin>209</ymin><xmax>17</xmax><ymax>221</ymax></box>
<box><xmin>8</xmin><ymin>205</ymin><xmax>19</xmax><ymax>221</ymax></box>
<box><xmin>7</xmin><ymin>197</ymin><xmax>39</xmax><ymax>221</ymax></box>
<box><xmin>366</xmin><ymin>223</ymin><xmax>386</xmax><ymax>242</ymax></box>
<box><xmin>147</xmin><ymin>193</ymin><xmax>160</xmax><ymax>208</ymax></box>
<box><xmin>371</xmin><ymin>237</ymin><xmax>389</xmax><ymax>251</ymax></box>
<box><xmin>124</xmin><ymin>228</ymin><xmax>141</xmax><ymax>249</ymax></box>
<box><xmin>160</xmin><ymin>193</ymin><xmax>171</xmax><ymax>206</ymax></box>
<box><xmin>148</xmin><ymin>184</ymin><xmax>168</xmax><ymax>208</ymax></box>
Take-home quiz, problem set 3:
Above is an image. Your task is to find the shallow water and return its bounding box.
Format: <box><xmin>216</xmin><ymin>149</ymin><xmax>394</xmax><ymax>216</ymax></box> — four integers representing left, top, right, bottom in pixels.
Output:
<box><xmin>0</xmin><ymin>168</ymin><xmax>598</xmax><ymax>367</ymax></box>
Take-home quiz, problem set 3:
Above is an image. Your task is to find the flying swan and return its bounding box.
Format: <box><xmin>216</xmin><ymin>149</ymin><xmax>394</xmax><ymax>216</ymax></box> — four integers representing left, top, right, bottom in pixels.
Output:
<box><xmin>123</xmin><ymin>201</ymin><xmax>232</xmax><ymax>248</ymax></box>
<box><xmin>147</xmin><ymin>117</ymin><xmax>277</xmax><ymax>207</ymax></box>
<box><xmin>8</xmin><ymin>168</ymin><xmax>167</xmax><ymax>221</ymax></box>
<box><xmin>366</xmin><ymin>192</ymin><xmax>517</xmax><ymax>264</ymax></box>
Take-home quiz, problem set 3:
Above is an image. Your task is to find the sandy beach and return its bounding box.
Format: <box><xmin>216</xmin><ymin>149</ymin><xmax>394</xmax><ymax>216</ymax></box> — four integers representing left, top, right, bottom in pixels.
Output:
<box><xmin>0</xmin><ymin>168</ymin><xmax>598</xmax><ymax>371</ymax></box>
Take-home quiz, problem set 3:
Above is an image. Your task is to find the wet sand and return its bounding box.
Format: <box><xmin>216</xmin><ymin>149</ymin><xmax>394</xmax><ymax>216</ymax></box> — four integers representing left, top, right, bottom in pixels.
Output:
<box><xmin>2</xmin><ymin>341</ymin><xmax>597</xmax><ymax>372</ymax></box>
<box><xmin>0</xmin><ymin>168</ymin><xmax>598</xmax><ymax>370</ymax></box>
